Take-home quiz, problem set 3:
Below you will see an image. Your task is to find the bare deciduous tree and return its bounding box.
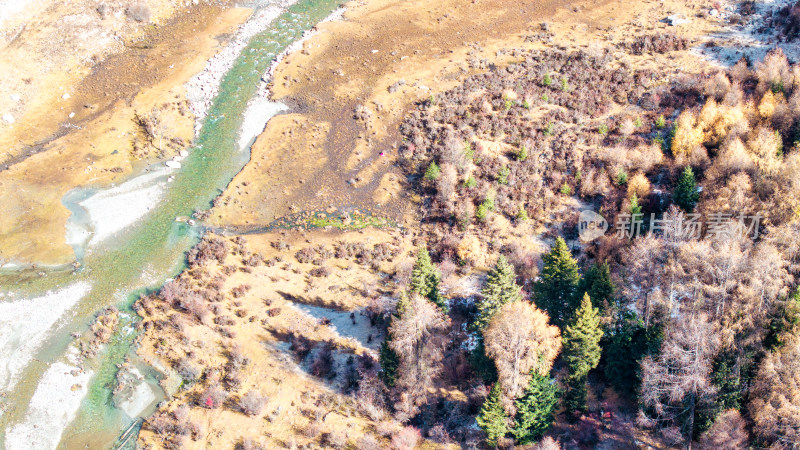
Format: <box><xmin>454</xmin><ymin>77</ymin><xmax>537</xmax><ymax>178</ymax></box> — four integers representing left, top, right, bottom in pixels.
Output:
<box><xmin>389</xmin><ymin>294</ymin><xmax>450</xmax><ymax>419</ymax></box>
<box><xmin>698</xmin><ymin>409</ymin><xmax>748</xmax><ymax>449</ymax></box>
<box><xmin>640</xmin><ymin>312</ymin><xmax>720</xmax><ymax>444</ymax></box>
<box><xmin>750</xmin><ymin>338</ymin><xmax>800</xmax><ymax>447</ymax></box>
<box><xmin>484</xmin><ymin>301</ymin><xmax>561</xmax><ymax>409</ymax></box>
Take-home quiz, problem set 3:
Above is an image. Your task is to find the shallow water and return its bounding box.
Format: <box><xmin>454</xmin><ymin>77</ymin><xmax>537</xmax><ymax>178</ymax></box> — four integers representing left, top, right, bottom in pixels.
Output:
<box><xmin>0</xmin><ymin>0</ymin><xmax>343</xmax><ymax>447</ymax></box>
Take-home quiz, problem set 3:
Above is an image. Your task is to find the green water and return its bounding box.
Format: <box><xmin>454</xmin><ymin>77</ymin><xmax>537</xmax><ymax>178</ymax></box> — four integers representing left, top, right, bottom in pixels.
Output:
<box><xmin>0</xmin><ymin>0</ymin><xmax>342</xmax><ymax>447</ymax></box>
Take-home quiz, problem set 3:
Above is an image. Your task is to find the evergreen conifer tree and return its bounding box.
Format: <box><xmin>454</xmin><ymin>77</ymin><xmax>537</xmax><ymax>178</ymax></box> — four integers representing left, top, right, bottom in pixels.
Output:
<box><xmin>424</xmin><ymin>161</ymin><xmax>441</xmax><ymax>181</ymax></box>
<box><xmin>673</xmin><ymin>166</ymin><xmax>700</xmax><ymax>212</ymax></box>
<box><xmin>379</xmin><ymin>293</ymin><xmax>411</xmax><ymax>386</ymax></box>
<box><xmin>409</xmin><ymin>246</ymin><xmax>447</xmax><ymax>312</ymax></box>
<box><xmin>562</xmin><ymin>293</ymin><xmax>603</xmax><ymax>414</ymax></box>
<box><xmin>477</xmin><ymin>383</ymin><xmax>509</xmax><ymax>447</ymax></box>
<box><xmin>474</xmin><ymin>255</ymin><xmax>522</xmax><ymax>331</ymax></box>
<box><xmin>629</xmin><ymin>193</ymin><xmax>643</xmax><ymax>217</ymax></box>
<box><xmin>533</xmin><ymin>237</ymin><xmax>581</xmax><ymax>327</ymax></box>
<box><xmin>512</xmin><ymin>372</ymin><xmax>560</xmax><ymax>444</ymax></box>
<box><xmin>577</xmin><ymin>263</ymin><xmax>615</xmax><ymax>311</ymax></box>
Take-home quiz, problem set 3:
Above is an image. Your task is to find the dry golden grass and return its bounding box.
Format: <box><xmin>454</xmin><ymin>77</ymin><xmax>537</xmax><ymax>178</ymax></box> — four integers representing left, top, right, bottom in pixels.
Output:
<box><xmin>136</xmin><ymin>228</ymin><xmax>419</xmax><ymax>448</ymax></box>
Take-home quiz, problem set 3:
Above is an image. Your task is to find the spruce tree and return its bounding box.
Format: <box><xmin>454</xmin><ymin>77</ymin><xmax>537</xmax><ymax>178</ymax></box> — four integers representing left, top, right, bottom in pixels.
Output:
<box><xmin>629</xmin><ymin>193</ymin><xmax>643</xmax><ymax>217</ymax></box>
<box><xmin>533</xmin><ymin>237</ymin><xmax>580</xmax><ymax>327</ymax></box>
<box><xmin>562</xmin><ymin>293</ymin><xmax>603</xmax><ymax>414</ymax></box>
<box><xmin>379</xmin><ymin>293</ymin><xmax>410</xmax><ymax>386</ymax></box>
<box><xmin>673</xmin><ymin>166</ymin><xmax>700</xmax><ymax>212</ymax></box>
<box><xmin>477</xmin><ymin>383</ymin><xmax>509</xmax><ymax>447</ymax></box>
<box><xmin>577</xmin><ymin>262</ymin><xmax>615</xmax><ymax>311</ymax></box>
<box><xmin>512</xmin><ymin>372</ymin><xmax>560</xmax><ymax>444</ymax></box>
<box><xmin>474</xmin><ymin>255</ymin><xmax>522</xmax><ymax>331</ymax></box>
<box><xmin>424</xmin><ymin>161</ymin><xmax>441</xmax><ymax>181</ymax></box>
<box><xmin>378</xmin><ymin>338</ymin><xmax>399</xmax><ymax>386</ymax></box>
<box><xmin>604</xmin><ymin>311</ymin><xmax>662</xmax><ymax>395</ymax></box>
<box><xmin>410</xmin><ymin>246</ymin><xmax>447</xmax><ymax>312</ymax></box>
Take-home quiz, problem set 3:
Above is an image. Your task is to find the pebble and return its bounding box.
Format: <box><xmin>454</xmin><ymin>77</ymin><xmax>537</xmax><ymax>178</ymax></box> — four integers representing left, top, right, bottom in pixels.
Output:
<box><xmin>9</xmin><ymin>94</ymin><xmax>20</xmax><ymax>102</ymax></box>
<box><xmin>62</xmin><ymin>93</ymin><xmax>71</xmax><ymax>100</ymax></box>
<box><xmin>2</xmin><ymin>113</ymin><xmax>14</xmax><ymax>124</ymax></box>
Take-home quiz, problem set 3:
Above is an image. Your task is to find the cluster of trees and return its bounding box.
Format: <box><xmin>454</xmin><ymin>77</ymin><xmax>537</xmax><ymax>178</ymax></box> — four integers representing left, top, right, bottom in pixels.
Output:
<box><xmin>379</xmin><ymin>49</ymin><xmax>800</xmax><ymax>448</ymax></box>
<box><xmin>377</xmin><ymin>239</ymin><xmax>616</xmax><ymax>447</ymax></box>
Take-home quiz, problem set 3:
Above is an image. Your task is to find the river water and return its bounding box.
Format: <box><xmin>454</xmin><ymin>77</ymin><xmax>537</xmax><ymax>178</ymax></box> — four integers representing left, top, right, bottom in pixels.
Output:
<box><xmin>0</xmin><ymin>0</ymin><xmax>341</xmax><ymax>447</ymax></box>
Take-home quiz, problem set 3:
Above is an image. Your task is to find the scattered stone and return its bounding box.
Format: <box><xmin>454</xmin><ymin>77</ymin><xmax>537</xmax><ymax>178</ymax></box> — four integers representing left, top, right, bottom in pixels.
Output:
<box><xmin>2</xmin><ymin>113</ymin><xmax>14</xmax><ymax>124</ymax></box>
<box><xmin>62</xmin><ymin>93</ymin><xmax>71</xmax><ymax>100</ymax></box>
<box><xmin>165</xmin><ymin>160</ymin><xmax>181</xmax><ymax>169</ymax></box>
<box><xmin>667</xmin><ymin>15</ymin><xmax>690</xmax><ymax>26</ymax></box>
<box><xmin>9</xmin><ymin>94</ymin><xmax>20</xmax><ymax>102</ymax></box>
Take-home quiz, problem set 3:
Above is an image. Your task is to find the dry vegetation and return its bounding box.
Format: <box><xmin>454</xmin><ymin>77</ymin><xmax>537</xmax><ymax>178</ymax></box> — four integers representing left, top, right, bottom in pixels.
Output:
<box><xmin>134</xmin><ymin>2</ymin><xmax>800</xmax><ymax>449</ymax></box>
<box><xmin>135</xmin><ymin>230</ymin><xmax>435</xmax><ymax>448</ymax></box>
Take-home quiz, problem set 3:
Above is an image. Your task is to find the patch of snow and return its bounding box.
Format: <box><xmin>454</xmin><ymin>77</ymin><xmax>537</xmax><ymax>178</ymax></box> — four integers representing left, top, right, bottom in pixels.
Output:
<box><xmin>65</xmin><ymin>167</ymin><xmax>170</xmax><ymax>248</ymax></box>
<box><xmin>4</xmin><ymin>354</ymin><xmax>92</xmax><ymax>450</ymax></box>
<box><xmin>0</xmin><ymin>282</ymin><xmax>90</xmax><ymax>393</ymax></box>
<box><xmin>237</xmin><ymin>96</ymin><xmax>287</xmax><ymax>150</ymax></box>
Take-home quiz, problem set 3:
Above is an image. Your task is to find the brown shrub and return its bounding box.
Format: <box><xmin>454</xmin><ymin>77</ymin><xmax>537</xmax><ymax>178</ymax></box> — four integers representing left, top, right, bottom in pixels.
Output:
<box><xmin>239</xmin><ymin>390</ymin><xmax>267</xmax><ymax>416</ymax></box>
<box><xmin>200</xmin><ymin>384</ymin><xmax>227</xmax><ymax>409</ymax></box>
<box><xmin>391</xmin><ymin>426</ymin><xmax>421</xmax><ymax>450</ymax></box>
<box><xmin>322</xmin><ymin>430</ymin><xmax>348</xmax><ymax>449</ymax></box>
<box><xmin>627</xmin><ymin>172</ymin><xmax>651</xmax><ymax>199</ymax></box>
<box><xmin>310</xmin><ymin>266</ymin><xmax>331</xmax><ymax>277</ymax></box>
<box><xmin>356</xmin><ymin>434</ymin><xmax>382</xmax><ymax>450</ymax></box>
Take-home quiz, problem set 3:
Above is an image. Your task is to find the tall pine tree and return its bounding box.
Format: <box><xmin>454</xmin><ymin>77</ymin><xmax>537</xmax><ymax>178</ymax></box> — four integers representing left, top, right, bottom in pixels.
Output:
<box><xmin>477</xmin><ymin>383</ymin><xmax>509</xmax><ymax>447</ymax></box>
<box><xmin>473</xmin><ymin>255</ymin><xmax>523</xmax><ymax>331</ymax></box>
<box><xmin>562</xmin><ymin>293</ymin><xmax>603</xmax><ymax>414</ymax></box>
<box><xmin>410</xmin><ymin>246</ymin><xmax>447</xmax><ymax>312</ymax></box>
<box><xmin>673</xmin><ymin>166</ymin><xmax>700</xmax><ymax>212</ymax></box>
<box><xmin>512</xmin><ymin>371</ymin><xmax>560</xmax><ymax>444</ymax></box>
<box><xmin>577</xmin><ymin>262</ymin><xmax>615</xmax><ymax>312</ymax></box>
<box><xmin>533</xmin><ymin>237</ymin><xmax>580</xmax><ymax>327</ymax></box>
<box><xmin>603</xmin><ymin>311</ymin><xmax>662</xmax><ymax>395</ymax></box>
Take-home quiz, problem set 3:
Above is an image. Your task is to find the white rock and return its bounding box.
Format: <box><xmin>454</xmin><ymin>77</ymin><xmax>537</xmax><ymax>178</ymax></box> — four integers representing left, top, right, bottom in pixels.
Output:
<box><xmin>165</xmin><ymin>160</ymin><xmax>181</xmax><ymax>169</ymax></box>
<box><xmin>179</xmin><ymin>150</ymin><xmax>189</xmax><ymax>157</ymax></box>
<box><xmin>371</xmin><ymin>49</ymin><xmax>378</xmax><ymax>53</ymax></box>
<box><xmin>9</xmin><ymin>94</ymin><xmax>20</xmax><ymax>102</ymax></box>
<box><xmin>667</xmin><ymin>15</ymin><xmax>690</xmax><ymax>26</ymax></box>
<box><xmin>68</xmin><ymin>112</ymin><xmax>75</xmax><ymax>118</ymax></box>
<box><xmin>2</xmin><ymin>113</ymin><xmax>14</xmax><ymax>124</ymax></box>
<box><xmin>62</xmin><ymin>93</ymin><xmax>71</xmax><ymax>100</ymax></box>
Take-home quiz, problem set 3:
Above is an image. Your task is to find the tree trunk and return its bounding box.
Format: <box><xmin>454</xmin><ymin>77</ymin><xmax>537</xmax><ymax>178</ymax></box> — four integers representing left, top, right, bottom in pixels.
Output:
<box><xmin>686</xmin><ymin>392</ymin><xmax>695</xmax><ymax>449</ymax></box>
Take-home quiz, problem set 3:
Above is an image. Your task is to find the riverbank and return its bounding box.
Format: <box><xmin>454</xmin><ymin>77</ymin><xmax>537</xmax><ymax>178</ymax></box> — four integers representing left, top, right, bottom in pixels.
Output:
<box><xmin>0</xmin><ymin>1</ymin><xmax>252</xmax><ymax>266</ymax></box>
<box><xmin>1</xmin><ymin>1</ymin><xmax>356</xmax><ymax>448</ymax></box>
